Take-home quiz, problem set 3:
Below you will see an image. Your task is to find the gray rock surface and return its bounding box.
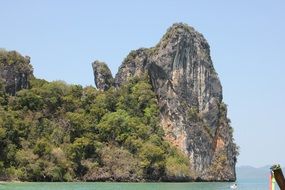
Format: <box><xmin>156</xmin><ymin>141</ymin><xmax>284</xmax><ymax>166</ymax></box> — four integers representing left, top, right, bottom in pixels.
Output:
<box><xmin>0</xmin><ymin>50</ymin><xmax>33</xmax><ymax>95</ymax></box>
<box><xmin>92</xmin><ymin>60</ymin><xmax>114</xmax><ymax>91</ymax></box>
<box><xmin>94</xmin><ymin>23</ymin><xmax>238</xmax><ymax>181</ymax></box>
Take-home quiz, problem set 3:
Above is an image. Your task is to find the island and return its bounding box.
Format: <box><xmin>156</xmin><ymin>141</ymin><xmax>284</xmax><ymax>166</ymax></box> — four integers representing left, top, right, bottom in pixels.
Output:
<box><xmin>0</xmin><ymin>23</ymin><xmax>238</xmax><ymax>182</ymax></box>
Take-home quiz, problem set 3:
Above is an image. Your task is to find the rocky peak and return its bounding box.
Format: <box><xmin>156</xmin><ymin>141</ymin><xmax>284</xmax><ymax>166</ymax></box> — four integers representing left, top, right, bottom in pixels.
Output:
<box><xmin>93</xmin><ymin>23</ymin><xmax>238</xmax><ymax>181</ymax></box>
<box><xmin>115</xmin><ymin>48</ymin><xmax>149</xmax><ymax>86</ymax></box>
<box><xmin>92</xmin><ymin>60</ymin><xmax>114</xmax><ymax>91</ymax></box>
<box><xmin>0</xmin><ymin>49</ymin><xmax>33</xmax><ymax>95</ymax></box>
<box><xmin>150</xmin><ymin>23</ymin><xmax>223</xmax><ymax>126</ymax></box>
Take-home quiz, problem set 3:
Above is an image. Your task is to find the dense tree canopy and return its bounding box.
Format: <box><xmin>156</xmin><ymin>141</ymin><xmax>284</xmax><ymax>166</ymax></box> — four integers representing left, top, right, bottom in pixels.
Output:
<box><xmin>0</xmin><ymin>75</ymin><xmax>191</xmax><ymax>181</ymax></box>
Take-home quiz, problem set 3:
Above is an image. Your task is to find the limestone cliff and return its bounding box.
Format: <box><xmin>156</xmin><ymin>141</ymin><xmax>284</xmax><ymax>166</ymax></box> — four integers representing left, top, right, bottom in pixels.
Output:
<box><xmin>93</xmin><ymin>23</ymin><xmax>238</xmax><ymax>181</ymax></box>
<box><xmin>0</xmin><ymin>49</ymin><xmax>33</xmax><ymax>95</ymax></box>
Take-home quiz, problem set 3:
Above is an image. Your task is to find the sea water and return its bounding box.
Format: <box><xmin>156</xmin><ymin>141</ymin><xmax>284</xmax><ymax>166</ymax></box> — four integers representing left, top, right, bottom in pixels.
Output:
<box><xmin>0</xmin><ymin>178</ymin><xmax>274</xmax><ymax>190</ymax></box>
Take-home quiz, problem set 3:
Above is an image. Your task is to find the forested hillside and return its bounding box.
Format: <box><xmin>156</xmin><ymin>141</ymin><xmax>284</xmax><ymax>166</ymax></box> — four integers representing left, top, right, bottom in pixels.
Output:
<box><xmin>0</xmin><ymin>23</ymin><xmax>238</xmax><ymax>182</ymax></box>
<box><xmin>0</xmin><ymin>52</ymin><xmax>191</xmax><ymax>181</ymax></box>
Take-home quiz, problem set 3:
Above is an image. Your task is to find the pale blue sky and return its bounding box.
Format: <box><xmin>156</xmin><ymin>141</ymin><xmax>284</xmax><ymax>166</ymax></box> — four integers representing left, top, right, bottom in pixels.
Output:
<box><xmin>1</xmin><ymin>0</ymin><xmax>284</xmax><ymax>167</ymax></box>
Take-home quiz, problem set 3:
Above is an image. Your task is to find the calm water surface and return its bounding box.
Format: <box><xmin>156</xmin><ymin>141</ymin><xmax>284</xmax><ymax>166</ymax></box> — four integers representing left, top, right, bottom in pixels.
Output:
<box><xmin>0</xmin><ymin>179</ymin><xmax>270</xmax><ymax>190</ymax></box>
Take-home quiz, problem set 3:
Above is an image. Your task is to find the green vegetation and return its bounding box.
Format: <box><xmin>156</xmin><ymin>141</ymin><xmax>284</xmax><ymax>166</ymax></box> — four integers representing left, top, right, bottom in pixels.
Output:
<box><xmin>0</xmin><ymin>75</ymin><xmax>191</xmax><ymax>181</ymax></box>
<box><xmin>187</xmin><ymin>106</ymin><xmax>200</xmax><ymax>122</ymax></box>
<box><xmin>0</xmin><ymin>49</ymin><xmax>32</xmax><ymax>71</ymax></box>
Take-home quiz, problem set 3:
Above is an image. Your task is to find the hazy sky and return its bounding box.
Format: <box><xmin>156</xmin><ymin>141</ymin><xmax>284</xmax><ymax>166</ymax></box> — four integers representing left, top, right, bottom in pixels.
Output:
<box><xmin>1</xmin><ymin>0</ymin><xmax>284</xmax><ymax>167</ymax></box>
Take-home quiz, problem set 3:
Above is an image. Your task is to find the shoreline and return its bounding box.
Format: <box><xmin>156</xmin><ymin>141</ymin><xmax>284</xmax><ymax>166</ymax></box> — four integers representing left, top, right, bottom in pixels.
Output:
<box><xmin>0</xmin><ymin>180</ymin><xmax>22</xmax><ymax>183</ymax></box>
<box><xmin>0</xmin><ymin>180</ymin><xmax>235</xmax><ymax>183</ymax></box>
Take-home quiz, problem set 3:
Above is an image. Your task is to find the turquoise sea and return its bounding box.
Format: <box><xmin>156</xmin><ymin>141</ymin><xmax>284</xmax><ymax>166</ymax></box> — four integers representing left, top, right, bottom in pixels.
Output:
<box><xmin>0</xmin><ymin>179</ymin><xmax>272</xmax><ymax>190</ymax></box>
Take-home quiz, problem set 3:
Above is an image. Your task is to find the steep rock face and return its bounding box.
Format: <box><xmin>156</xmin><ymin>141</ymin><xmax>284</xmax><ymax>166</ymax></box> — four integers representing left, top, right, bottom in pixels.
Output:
<box><xmin>0</xmin><ymin>50</ymin><xmax>33</xmax><ymax>95</ymax></box>
<box><xmin>115</xmin><ymin>49</ymin><xmax>149</xmax><ymax>86</ymax></box>
<box><xmin>114</xmin><ymin>23</ymin><xmax>238</xmax><ymax>181</ymax></box>
<box><xmin>92</xmin><ymin>60</ymin><xmax>114</xmax><ymax>91</ymax></box>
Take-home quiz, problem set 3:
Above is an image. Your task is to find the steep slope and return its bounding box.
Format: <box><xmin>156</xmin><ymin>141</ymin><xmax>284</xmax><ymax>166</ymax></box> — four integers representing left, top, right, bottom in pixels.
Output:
<box><xmin>95</xmin><ymin>23</ymin><xmax>238</xmax><ymax>181</ymax></box>
<box><xmin>0</xmin><ymin>49</ymin><xmax>33</xmax><ymax>95</ymax></box>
